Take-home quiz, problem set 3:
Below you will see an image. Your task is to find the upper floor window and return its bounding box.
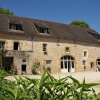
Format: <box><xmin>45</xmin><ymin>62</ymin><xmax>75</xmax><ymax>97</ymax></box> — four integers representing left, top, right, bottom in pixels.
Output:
<box><xmin>43</xmin><ymin>44</ymin><xmax>47</xmax><ymax>51</ymax></box>
<box><xmin>9</xmin><ymin>23</ymin><xmax>23</xmax><ymax>31</ymax></box>
<box><xmin>39</xmin><ymin>28</ymin><xmax>48</xmax><ymax>33</ymax></box>
<box><xmin>66</xmin><ymin>47</ymin><xmax>69</xmax><ymax>53</ymax></box>
<box><xmin>83</xmin><ymin>50</ymin><xmax>88</xmax><ymax>57</ymax></box>
<box><xmin>14</xmin><ymin>42</ymin><xmax>20</xmax><ymax>50</ymax></box>
<box><xmin>35</xmin><ymin>23</ymin><xmax>49</xmax><ymax>34</ymax></box>
<box><xmin>22</xmin><ymin>58</ymin><xmax>26</xmax><ymax>62</ymax></box>
<box><xmin>0</xmin><ymin>42</ymin><xmax>5</xmax><ymax>49</ymax></box>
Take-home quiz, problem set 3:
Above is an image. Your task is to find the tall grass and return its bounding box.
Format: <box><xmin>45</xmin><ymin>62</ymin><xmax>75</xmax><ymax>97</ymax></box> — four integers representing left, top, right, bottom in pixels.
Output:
<box><xmin>0</xmin><ymin>70</ymin><xmax>100</xmax><ymax>100</ymax></box>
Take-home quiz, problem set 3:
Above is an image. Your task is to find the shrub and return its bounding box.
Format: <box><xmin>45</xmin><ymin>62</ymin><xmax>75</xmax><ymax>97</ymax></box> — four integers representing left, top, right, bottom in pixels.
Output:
<box><xmin>43</xmin><ymin>65</ymin><xmax>51</xmax><ymax>73</ymax></box>
<box><xmin>31</xmin><ymin>62</ymin><xmax>40</xmax><ymax>74</ymax></box>
<box><xmin>0</xmin><ymin>48</ymin><xmax>4</xmax><ymax>68</ymax></box>
<box><xmin>9</xmin><ymin>63</ymin><xmax>17</xmax><ymax>75</ymax></box>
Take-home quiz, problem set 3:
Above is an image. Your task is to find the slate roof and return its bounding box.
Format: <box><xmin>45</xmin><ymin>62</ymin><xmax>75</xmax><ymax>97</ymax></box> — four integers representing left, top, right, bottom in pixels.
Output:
<box><xmin>0</xmin><ymin>14</ymin><xmax>100</xmax><ymax>43</ymax></box>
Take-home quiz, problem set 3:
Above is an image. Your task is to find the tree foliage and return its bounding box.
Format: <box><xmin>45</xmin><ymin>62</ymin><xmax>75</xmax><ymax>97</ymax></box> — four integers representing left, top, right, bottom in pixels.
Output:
<box><xmin>0</xmin><ymin>7</ymin><xmax>14</xmax><ymax>15</ymax></box>
<box><xmin>70</xmin><ymin>20</ymin><xmax>90</xmax><ymax>28</ymax></box>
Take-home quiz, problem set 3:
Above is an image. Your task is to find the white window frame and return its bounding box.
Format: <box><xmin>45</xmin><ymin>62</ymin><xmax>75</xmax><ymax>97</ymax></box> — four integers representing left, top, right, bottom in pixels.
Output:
<box><xmin>83</xmin><ymin>50</ymin><xmax>88</xmax><ymax>58</ymax></box>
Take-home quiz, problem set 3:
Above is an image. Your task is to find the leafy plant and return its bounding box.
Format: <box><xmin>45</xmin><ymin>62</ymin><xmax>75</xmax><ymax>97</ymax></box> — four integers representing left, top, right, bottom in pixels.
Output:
<box><xmin>31</xmin><ymin>62</ymin><xmax>40</xmax><ymax>74</ymax></box>
<box><xmin>43</xmin><ymin>65</ymin><xmax>51</xmax><ymax>73</ymax></box>
<box><xmin>0</xmin><ymin>70</ymin><xmax>100</xmax><ymax>100</ymax></box>
<box><xmin>0</xmin><ymin>7</ymin><xmax>14</xmax><ymax>15</ymax></box>
<box><xmin>9</xmin><ymin>63</ymin><xmax>17</xmax><ymax>75</ymax></box>
<box><xmin>0</xmin><ymin>48</ymin><xmax>4</xmax><ymax>68</ymax></box>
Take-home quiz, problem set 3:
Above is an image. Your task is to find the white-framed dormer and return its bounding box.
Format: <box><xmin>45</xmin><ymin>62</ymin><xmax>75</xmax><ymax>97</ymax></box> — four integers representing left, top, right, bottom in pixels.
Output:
<box><xmin>9</xmin><ymin>23</ymin><xmax>23</xmax><ymax>31</ymax></box>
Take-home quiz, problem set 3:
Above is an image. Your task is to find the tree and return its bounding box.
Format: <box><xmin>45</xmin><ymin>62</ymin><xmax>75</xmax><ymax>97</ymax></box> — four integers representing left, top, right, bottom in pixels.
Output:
<box><xmin>70</xmin><ymin>20</ymin><xmax>90</xmax><ymax>28</ymax></box>
<box><xmin>0</xmin><ymin>7</ymin><xmax>14</xmax><ymax>15</ymax></box>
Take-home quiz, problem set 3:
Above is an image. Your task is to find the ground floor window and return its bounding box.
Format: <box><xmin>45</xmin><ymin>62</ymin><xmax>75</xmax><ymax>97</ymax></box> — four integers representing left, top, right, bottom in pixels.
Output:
<box><xmin>96</xmin><ymin>59</ymin><xmax>100</xmax><ymax>71</ymax></box>
<box><xmin>22</xmin><ymin>65</ymin><xmax>26</xmax><ymax>71</ymax></box>
<box><xmin>82</xmin><ymin>60</ymin><xmax>86</xmax><ymax>66</ymax></box>
<box><xmin>97</xmin><ymin>59</ymin><xmax>100</xmax><ymax>65</ymax></box>
<box><xmin>90</xmin><ymin>62</ymin><xmax>94</xmax><ymax>71</ymax></box>
<box><xmin>61</xmin><ymin>55</ymin><xmax>74</xmax><ymax>72</ymax></box>
<box><xmin>2</xmin><ymin>57</ymin><xmax>13</xmax><ymax>72</ymax></box>
<box><xmin>46</xmin><ymin>60</ymin><xmax>51</xmax><ymax>67</ymax></box>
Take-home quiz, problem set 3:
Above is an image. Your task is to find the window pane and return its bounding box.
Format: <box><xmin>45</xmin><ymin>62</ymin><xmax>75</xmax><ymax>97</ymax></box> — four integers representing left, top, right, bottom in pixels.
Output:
<box><xmin>71</xmin><ymin>57</ymin><xmax>74</xmax><ymax>60</ymax></box>
<box><xmin>65</xmin><ymin>62</ymin><xmax>67</xmax><ymax>68</ymax></box>
<box><xmin>44</xmin><ymin>29</ymin><xmax>48</xmax><ymax>33</ymax></box>
<box><xmin>82</xmin><ymin>60</ymin><xmax>86</xmax><ymax>65</ymax></box>
<box><xmin>0</xmin><ymin>42</ymin><xmax>5</xmax><ymax>49</ymax></box>
<box><xmin>46</xmin><ymin>61</ymin><xmax>51</xmax><ymax>67</ymax></box>
<box><xmin>64</xmin><ymin>56</ymin><xmax>67</xmax><ymax>60</ymax></box>
<box><xmin>22</xmin><ymin>65</ymin><xmax>26</xmax><ymax>71</ymax></box>
<box><xmin>43</xmin><ymin>44</ymin><xmax>47</xmax><ymax>51</ymax></box>
<box><xmin>66</xmin><ymin>47</ymin><xmax>69</xmax><ymax>52</ymax></box>
<box><xmin>61</xmin><ymin>57</ymin><xmax>63</xmax><ymax>60</ymax></box>
<box><xmin>61</xmin><ymin>61</ymin><xmax>63</xmax><ymax>69</ymax></box>
<box><xmin>84</xmin><ymin>51</ymin><xmax>87</xmax><ymax>57</ymax></box>
<box><xmin>14</xmin><ymin>42</ymin><xmax>19</xmax><ymax>50</ymax></box>
<box><xmin>72</xmin><ymin>61</ymin><xmax>74</xmax><ymax>68</ymax></box>
<box><xmin>68</xmin><ymin>61</ymin><xmax>70</xmax><ymax>72</ymax></box>
<box><xmin>9</xmin><ymin>23</ymin><xmax>23</xmax><ymax>31</ymax></box>
<box><xmin>68</xmin><ymin>56</ymin><xmax>70</xmax><ymax>60</ymax></box>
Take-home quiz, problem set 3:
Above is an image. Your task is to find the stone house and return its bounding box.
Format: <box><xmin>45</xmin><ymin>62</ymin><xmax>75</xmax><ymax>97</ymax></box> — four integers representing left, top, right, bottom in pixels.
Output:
<box><xmin>0</xmin><ymin>14</ymin><xmax>100</xmax><ymax>74</ymax></box>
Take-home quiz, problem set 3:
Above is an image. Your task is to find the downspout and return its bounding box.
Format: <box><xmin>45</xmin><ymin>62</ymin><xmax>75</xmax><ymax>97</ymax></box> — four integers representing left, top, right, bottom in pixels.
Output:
<box><xmin>57</xmin><ymin>37</ymin><xmax>60</xmax><ymax>46</ymax></box>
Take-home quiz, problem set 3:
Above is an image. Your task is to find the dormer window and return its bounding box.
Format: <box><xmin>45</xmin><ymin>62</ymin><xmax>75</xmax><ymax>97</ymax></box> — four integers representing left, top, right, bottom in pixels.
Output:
<box><xmin>9</xmin><ymin>23</ymin><xmax>23</xmax><ymax>31</ymax></box>
<box><xmin>34</xmin><ymin>23</ymin><xmax>50</xmax><ymax>34</ymax></box>
<box><xmin>39</xmin><ymin>28</ymin><xmax>48</xmax><ymax>33</ymax></box>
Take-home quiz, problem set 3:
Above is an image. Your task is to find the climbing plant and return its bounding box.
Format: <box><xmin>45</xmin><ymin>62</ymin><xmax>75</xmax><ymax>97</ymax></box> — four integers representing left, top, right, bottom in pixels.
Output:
<box><xmin>0</xmin><ymin>48</ymin><xmax>4</xmax><ymax>68</ymax></box>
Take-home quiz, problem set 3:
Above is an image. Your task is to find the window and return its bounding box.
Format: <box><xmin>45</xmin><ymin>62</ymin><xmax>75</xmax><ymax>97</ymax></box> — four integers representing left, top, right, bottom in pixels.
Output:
<box><xmin>14</xmin><ymin>42</ymin><xmax>20</xmax><ymax>50</ymax></box>
<box><xmin>61</xmin><ymin>56</ymin><xmax>74</xmax><ymax>69</ymax></box>
<box><xmin>82</xmin><ymin>60</ymin><xmax>86</xmax><ymax>66</ymax></box>
<box><xmin>9</xmin><ymin>23</ymin><xmax>23</xmax><ymax>31</ymax></box>
<box><xmin>22</xmin><ymin>58</ymin><xmax>26</xmax><ymax>62</ymax></box>
<box><xmin>35</xmin><ymin>24</ymin><xmax>49</xmax><ymax>34</ymax></box>
<box><xmin>0</xmin><ymin>42</ymin><xmax>5</xmax><ymax>49</ymax></box>
<box><xmin>66</xmin><ymin>47</ymin><xmax>69</xmax><ymax>53</ymax></box>
<box><xmin>43</xmin><ymin>44</ymin><xmax>47</xmax><ymax>51</ymax></box>
<box><xmin>84</xmin><ymin>51</ymin><xmax>87</xmax><ymax>57</ymax></box>
<box><xmin>22</xmin><ymin>65</ymin><xmax>26</xmax><ymax>71</ymax></box>
<box><xmin>46</xmin><ymin>60</ymin><xmax>51</xmax><ymax>67</ymax></box>
<box><xmin>38</xmin><ymin>27</ymin><xmax>48</xmax><ymax>33</ymax></box>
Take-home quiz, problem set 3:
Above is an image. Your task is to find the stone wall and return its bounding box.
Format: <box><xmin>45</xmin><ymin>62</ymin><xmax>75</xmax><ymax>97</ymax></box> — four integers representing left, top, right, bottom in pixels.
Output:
<box><xmin>33</xmin><ymin>36</ymin><xmax>100</xmax><ymax>73</ymax></box>
<box><xmin>0</xmin><ymin>32</ymin><xmax>100</xmax><ymax>74</ymax></box>
<box><xmin>0</xmin><ymin>32</ymin><xmax>34</xmax><ymax>74</ymax></box>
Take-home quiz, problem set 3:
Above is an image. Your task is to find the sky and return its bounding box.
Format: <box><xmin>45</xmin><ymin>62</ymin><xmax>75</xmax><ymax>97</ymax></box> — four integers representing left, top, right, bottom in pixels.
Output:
<box><xmin>0</xmin><ymin>0</ymin><xmax>100</xmax><ymax>33</ymax></box>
